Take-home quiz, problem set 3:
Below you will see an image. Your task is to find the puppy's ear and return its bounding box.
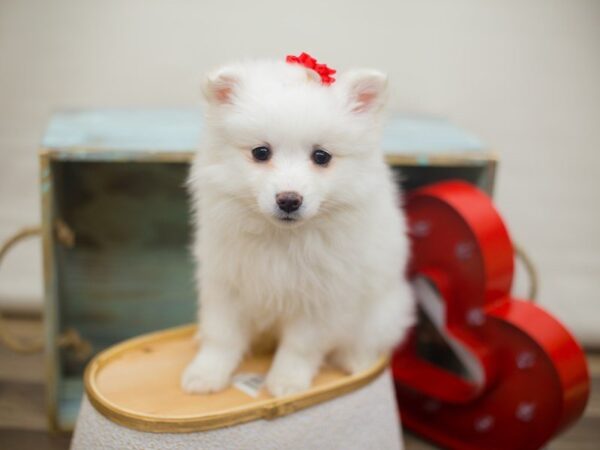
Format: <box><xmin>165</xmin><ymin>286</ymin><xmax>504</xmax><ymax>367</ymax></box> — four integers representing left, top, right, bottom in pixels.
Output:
<box><xmin>340</xmin><ymin>69</ymin><xmax>388</xmax><ymax>114</ymax></box>
<box><xmin>202</xmin><ymin>67</ymin><xmax>240</xmax><ymax>106</ymax></box>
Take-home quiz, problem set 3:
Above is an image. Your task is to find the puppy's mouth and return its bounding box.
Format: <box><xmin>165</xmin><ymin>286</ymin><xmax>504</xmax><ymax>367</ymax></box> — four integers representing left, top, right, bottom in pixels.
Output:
<box><xmin>273</xmin><ymin>212</ymin><xmax>302</xmax><ymax>225</ymax></box>
<box><xmin>278</xmin><ymin>214</ymin><xmax>299</xmax><ymax>222</ymax></box>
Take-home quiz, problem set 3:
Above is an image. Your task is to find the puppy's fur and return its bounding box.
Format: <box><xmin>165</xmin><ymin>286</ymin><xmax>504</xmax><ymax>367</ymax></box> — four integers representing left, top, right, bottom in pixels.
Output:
<box><xmin>182</xmin><ymin>60</ymin><xmax>414</xmax><ymax>397</ymax></box>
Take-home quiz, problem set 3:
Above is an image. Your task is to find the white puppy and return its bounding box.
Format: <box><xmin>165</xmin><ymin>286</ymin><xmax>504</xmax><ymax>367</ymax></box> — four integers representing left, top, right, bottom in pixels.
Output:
<box><xmin>182</xmin><ymin>59</ymin><xmax>414</xmax><ymax>397</ymax></box>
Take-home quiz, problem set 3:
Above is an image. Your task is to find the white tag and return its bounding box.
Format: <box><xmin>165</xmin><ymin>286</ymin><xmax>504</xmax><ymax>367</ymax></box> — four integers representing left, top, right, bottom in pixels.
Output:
<box><xmin>232</xmin><ymin>373</ymin><xmax>265</xmax><ymax>398</ymax></box>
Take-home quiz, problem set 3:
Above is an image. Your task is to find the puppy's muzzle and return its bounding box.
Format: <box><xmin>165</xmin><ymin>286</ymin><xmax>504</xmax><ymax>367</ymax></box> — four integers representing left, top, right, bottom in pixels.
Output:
<box><xmin>276</xmin><ymin>191</ymin><xmax>303</xmax><ymax>213</ymax></box>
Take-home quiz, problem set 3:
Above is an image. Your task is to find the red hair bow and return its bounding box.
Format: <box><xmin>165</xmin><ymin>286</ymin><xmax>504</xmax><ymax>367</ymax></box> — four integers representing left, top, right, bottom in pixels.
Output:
<box><xmin>286</xmin><ymin>52</ymin><xmax>336</xmax><ymax>85</ymax></box>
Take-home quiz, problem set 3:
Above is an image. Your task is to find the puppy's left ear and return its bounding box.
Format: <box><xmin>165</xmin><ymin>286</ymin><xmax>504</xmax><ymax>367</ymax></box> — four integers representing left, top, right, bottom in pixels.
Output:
<box><xmin>339</xmin><ymin>69</ymin><xmax>388</xmax><ymax>114</ymax></box>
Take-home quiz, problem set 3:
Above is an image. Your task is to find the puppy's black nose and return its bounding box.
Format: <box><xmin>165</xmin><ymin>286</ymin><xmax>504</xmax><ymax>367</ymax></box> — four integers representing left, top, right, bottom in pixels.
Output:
<box><xmin>276</xmin><ymin>191</ymin><xmax>303</xmax><ymax>213</ymax></box>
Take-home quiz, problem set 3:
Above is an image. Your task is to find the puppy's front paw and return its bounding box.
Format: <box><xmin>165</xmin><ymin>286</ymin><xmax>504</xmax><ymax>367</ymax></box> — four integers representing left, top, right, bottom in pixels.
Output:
<box><xmin>331</xmin><ymin>348</ymin><xmax>379</xmax><ymax>375</ymax></box>
<box><xmin>266</xmin><ymin>368</ymin><xmax>311</xmax><ymax>397</ymax></box>
<box><xmin>181</xmin><ymin>355</ymin><xmax>231</xmax><ymax>394</ymax></box>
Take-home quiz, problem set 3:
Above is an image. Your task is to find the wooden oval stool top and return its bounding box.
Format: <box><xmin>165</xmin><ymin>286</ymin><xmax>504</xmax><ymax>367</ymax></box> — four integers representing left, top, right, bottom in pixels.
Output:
<box><xmin>84</xmin><ymin>324</ymin><xmax>389</xmax><ymax>433</ymax></box>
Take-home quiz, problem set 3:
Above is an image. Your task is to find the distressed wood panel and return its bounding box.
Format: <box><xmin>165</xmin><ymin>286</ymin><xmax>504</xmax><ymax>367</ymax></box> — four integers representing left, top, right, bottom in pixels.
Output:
<box><xmin>0</xmin><ymin>429</ymin><xmax>70</xmax><ymax>450</ymax></box>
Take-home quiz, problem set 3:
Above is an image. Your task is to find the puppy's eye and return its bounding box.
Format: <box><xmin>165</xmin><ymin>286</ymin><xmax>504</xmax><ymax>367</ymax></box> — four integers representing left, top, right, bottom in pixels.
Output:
<box><xmin>311</xmin><ymin>149</ymin><xmax>332</xmax><ymax>166</ymax></box>
<box><xmin>251</xmin><ymin>146</ymin><xmax>271</xmax><ymax>162</ymax></box>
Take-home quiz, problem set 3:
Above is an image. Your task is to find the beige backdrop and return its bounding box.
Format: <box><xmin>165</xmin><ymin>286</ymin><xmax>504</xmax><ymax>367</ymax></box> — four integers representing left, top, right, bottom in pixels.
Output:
<box><xmin>1</xmin><ymin>0</ymin><xmax>599</xmax><ymax>344</ymax></box>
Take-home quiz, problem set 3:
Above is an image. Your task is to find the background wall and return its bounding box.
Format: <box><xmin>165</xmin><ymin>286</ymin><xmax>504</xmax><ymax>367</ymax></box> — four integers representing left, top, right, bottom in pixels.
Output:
<box><xmin>1</xmin><ymin>0</ymin><xmax>599</xmax><ymax>343</ymax></box>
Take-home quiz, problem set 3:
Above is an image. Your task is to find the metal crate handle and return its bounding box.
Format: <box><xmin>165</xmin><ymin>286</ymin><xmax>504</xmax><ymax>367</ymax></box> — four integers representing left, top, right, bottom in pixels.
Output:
<box><xmin>0</xmin><ymin>224</ymin><xmax>93</xmax><ymax>359</ymax></box>
<box><xmin>0</xmin><ymin>226</ymin><xmax>43</xmax><ymax>353</ymax></box>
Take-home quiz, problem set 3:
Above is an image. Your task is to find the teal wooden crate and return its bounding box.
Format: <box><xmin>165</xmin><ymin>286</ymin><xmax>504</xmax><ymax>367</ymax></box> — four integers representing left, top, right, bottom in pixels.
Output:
<box><xmin>39</xmin><ymin>109</ymin><xmax>495</xmax><ymax>431</ymax></box>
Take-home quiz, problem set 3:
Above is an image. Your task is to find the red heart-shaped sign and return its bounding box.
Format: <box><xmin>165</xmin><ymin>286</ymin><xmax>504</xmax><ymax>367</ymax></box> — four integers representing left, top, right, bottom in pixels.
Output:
<box><xmin>393</xmin><ymin>181</ymin><xmax>589</xmax><ymax>450</ymax></box>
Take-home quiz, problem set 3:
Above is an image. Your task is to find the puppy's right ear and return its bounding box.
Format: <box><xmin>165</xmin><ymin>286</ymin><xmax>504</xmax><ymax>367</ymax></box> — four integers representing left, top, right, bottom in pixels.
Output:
<box><xmin>202</xmin><ymin>67</ymin><xmax>240</xmax><ymax>106</ymax></box>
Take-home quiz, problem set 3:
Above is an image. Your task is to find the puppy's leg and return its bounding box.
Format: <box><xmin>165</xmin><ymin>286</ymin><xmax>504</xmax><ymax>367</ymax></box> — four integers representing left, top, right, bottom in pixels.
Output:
<box><xmin>181</xmin><ymin>286</ymin><xmax>249</xmax><ymax>394</ymax></box>
<box><xmin>333</xmin><ymin>283</ymin><xmax>415</xmax><ymax>374</ymax></box>
<box><xmin>330</xmin><ymin>343</ymin><xmax>380</xmax><ymax>375</ymax></box>
<box><xmin>266</xmin><ymin>319</ymin><xmax>326</xmax><ymax>397</ymax></box>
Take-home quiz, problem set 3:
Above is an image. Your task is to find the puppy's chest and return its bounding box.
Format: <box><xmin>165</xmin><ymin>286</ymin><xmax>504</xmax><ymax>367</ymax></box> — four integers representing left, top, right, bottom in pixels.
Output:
<box><xmin>224</xmin><ymin>233</ymin><xmax>354</xmax><ymax>298</ymax></box>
